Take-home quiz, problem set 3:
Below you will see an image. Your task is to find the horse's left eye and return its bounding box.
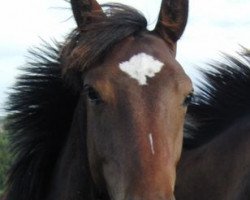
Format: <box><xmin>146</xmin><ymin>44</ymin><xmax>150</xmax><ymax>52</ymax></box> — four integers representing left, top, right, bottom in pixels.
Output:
<box><xmin>83</xmin><ymin>85</ymin><xmax>102</xmax><ymax>105</ymax></box>
<box><xmin>183</xmin><ymin>92</ymin><xmax>194</xmax><ymax>107</ymax></box>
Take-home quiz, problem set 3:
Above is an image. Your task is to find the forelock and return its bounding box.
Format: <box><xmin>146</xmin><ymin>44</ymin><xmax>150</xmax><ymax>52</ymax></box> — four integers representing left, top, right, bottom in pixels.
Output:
<box><xmin>61</xmin><ymin>4</ymin><xmax>148</xmax><ymax>75</ymax></box>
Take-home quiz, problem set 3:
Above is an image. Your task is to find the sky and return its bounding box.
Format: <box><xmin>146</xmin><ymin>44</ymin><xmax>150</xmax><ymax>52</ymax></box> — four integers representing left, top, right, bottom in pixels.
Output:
<box><xmin>0</xmin><ymin>0</ymin><xmax>250</xmax><ymax>115</ymax></box>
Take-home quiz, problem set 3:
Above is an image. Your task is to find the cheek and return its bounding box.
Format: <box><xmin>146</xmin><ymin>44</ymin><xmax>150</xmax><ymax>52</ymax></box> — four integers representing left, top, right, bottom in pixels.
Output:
<box><xmin>86</xmin><ymin>106</ymin><xmax>120</xmax><ymax>163</ymax></box>
<box><xmin>87</xmin><ymin>119</ymin><xmax>108</xmax><ymax>158</ymax></box>
<box><xmin>173</xmin><ymin>109</ymin><xmax>186</xmax><ymax>162</ymax></box>
<box><xmin>86</xmin><ymin>107</ymin><xmax>108</xmax><ymax>182</ymax></box>
<box><xmin>103</xmin><ymin>162</ymin><xmax>127</xmax><ymax>199</ymax></box>
<box><xmin>86</xmin><ymin>130</ymin><xmax>102</xmax><ymax>187</ymax></box>
<box><xmin>165</xmin><ymin>105</ymin><xmax>186</xmax><ymax>159</ymax></box>
<box><xmin>87</xmin><ymin>121</ymin><xmax>116</xmax><ymax>187</ymax></box>
<box><xmin>87</xmin><ymin>119</ymin><xmax>127</xmax><ymax>190</ymax></box>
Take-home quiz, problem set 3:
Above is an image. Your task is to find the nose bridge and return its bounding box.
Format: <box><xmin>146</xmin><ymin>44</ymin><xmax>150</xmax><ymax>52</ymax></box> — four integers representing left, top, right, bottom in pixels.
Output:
<box><xmin>133</xmin><ymin>91</ymin><xmax>173</xmax><ymax>158</ymax></box>
<box><xmin>135</xmin><ymin>130</ymin><xmax>176</xmax><ymax>189</ymax></box>
<box><xmin>126</xmin><ymin>97</ymin><xmax>177</xmax><ymax>198</ymax></box>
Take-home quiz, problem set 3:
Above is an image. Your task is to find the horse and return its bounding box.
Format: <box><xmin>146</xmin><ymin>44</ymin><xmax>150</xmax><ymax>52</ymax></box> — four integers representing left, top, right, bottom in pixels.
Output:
<box><xmin>4</xmin><ymin>0</ymin><xmax>193</xmax><ymax>200</ymax></box>
<box><xmin>176</xmin><ymin>49</ymin><xmax>250</xmax><ymax>200</ymax></box>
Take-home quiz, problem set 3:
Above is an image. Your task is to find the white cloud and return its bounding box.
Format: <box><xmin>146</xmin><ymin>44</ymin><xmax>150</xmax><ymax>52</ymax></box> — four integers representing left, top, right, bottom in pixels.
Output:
<box><xmin>177</xmin><ymin>0</ymin><xmax>250</xmax><ymax>79</ymax></box>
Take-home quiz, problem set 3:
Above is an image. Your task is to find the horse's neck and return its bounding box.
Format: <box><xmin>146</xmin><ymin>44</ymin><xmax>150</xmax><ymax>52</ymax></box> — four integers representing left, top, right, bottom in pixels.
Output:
<box><xmin>176</xmin><ymin>116</ymin><xmax>250</xmax><ymax>200</ymax></box>
<box><xmin>181</xmin><ymin>115</ymin><xmax>250</xmax><ymax>163</ymax></box>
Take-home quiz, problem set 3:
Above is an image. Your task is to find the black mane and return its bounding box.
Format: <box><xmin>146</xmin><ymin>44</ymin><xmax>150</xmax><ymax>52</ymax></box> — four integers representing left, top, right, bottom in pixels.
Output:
<box><xmin>5</xmin><ymin>4</ymin><xmax>147</xmax><ymax>200</ymax></box>
<box><xmin>6</xmin><ymin>43</ymin><xmax>79</xmax><ymax>199</ymax></box>
<box><xmin>184</xmin><ymin>49</ymin><xmax>250</xmax><ymax>149</ymax></box>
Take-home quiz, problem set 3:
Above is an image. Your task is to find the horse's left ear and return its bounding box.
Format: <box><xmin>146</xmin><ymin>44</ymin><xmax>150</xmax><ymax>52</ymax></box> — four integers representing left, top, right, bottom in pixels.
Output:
<box><xmin>70</xmin><ymin>0</ymin><xmax>103</xmax><ymax>28</ymax></box>
<box><xmin>154</xmin><ymin>0</ymin><xmax>189</xmax><ymax>44</ymax></box>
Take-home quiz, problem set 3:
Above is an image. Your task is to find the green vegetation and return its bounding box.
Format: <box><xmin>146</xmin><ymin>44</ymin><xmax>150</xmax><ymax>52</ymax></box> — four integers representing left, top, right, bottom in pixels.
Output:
<box><xmin>0</xmin><ymin>118</ymin><xmax>12</xmax><ymax>196</ymax></box>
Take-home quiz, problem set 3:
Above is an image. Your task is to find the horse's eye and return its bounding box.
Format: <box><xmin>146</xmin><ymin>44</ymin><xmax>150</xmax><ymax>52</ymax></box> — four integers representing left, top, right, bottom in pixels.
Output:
<box><xmin>83</xmin><ymin>85</ymin><xmax>102</xmax><ymax>105</ymax></box>
<box><xmin>183</xmin><ymin>92</ymin><xmax>194</xmax><ymax>107</ymax></box>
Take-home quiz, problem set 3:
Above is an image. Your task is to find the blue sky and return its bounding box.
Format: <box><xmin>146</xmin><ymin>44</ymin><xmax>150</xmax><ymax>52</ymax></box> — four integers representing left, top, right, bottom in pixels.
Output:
<box><xmin>0</xmin><ymin>0</ymin><xmax>250</xmax><ymax>115</ymax></box>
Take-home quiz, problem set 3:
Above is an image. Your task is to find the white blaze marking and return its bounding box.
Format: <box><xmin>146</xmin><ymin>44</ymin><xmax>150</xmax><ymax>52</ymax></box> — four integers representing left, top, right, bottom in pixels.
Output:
<box><xmin>148</xmin><ymin>133</ymin><xmax>155</xmax><ymax>155</ymax></box>
<box><xmin>119</xmin><ymin>53</ymin><xmax>164</xmax><ymax>85</ymax></box>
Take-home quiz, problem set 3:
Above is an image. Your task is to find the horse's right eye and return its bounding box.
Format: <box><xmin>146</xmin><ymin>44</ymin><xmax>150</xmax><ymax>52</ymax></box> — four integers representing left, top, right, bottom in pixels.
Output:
<box><xmin>183</xmin><ymin>92</ymin><xmax>194</xmax><ymax>107</ymax></box>
<box><xmin>83</xmin><ymin>85</ymin><xmax>103</xmax><ymax>105</ymax></box>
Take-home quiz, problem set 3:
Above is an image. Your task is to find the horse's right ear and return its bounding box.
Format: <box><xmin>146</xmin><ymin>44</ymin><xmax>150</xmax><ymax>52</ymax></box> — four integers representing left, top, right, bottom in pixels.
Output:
<box><xmin>70</xmin><ymin>0</ymin><xmax>103</xmax><ymax>28</ymax></box>
<box><xmin>154</xmin><ymin>0</ymin><xmax>189</xmax><ymax>44</ymax></box>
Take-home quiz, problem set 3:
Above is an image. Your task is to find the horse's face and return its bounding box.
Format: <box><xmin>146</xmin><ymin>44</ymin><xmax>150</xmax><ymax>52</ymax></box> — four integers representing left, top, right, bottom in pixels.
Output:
<box><xmin>84</xmin><ymin>33</ymin><xmax>192</xmax><ymax>200</ymax></box>
<box><xmin>67</xmin><ymin>0</ymin><xmax>190</xmax><ymax>199</ymax></box>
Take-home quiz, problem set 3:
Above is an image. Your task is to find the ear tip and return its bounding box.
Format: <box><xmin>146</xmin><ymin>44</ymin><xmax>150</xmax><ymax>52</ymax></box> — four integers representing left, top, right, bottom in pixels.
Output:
<box><xmin>154</xmin><ymin>0</ymin><xmax>189</xmax><ymax>43</ymax></box>
<box><xmin>71</xmin><ymin>0</ymin><xmax>103</xmax><ymax>27</ymax></box>
<box><xmin>89</xmin><ymin>0</ymin><xmax>102</xmax><ymax>11</ymax></box>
